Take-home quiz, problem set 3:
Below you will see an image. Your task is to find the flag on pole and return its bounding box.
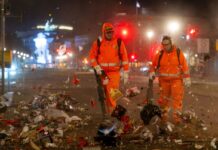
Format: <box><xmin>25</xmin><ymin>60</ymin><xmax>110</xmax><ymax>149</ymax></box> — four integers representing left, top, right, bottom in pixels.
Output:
<box><xmin>136</xmin><ymin>1</ymin><xmax>140</xmax><ymax>8</ymax></box>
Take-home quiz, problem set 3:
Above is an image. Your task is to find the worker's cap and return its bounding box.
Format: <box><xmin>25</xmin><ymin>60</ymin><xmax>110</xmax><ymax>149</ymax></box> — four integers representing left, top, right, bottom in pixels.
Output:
<box><xmin>105</xmin><ymin>27</ymin><xmax>114</xmax><ymax>33</ymax></box>
<box><xmin>102</xmin><ymin>23</ymin><xmax>114</xmax><ymax>33</ymax></box>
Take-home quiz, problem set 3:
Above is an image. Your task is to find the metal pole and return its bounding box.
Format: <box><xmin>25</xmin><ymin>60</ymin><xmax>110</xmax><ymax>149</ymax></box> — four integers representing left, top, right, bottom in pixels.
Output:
<box><xmin>7</xmin><ymin>67</ymin><xmax>10</xmax><ymax>91</ymax></box>
<box><xmin>1</xmin><ymin>0</ymin><xmax>5</xmax><ymax>94</ymax></box>
<box><xmin>134</xmin><ymin>1</ymin><xmax>138</xmax><ymax>55</ymax></box>
<box><xmin>136</xmin><ymin>6</ymin><xmax>138</xmax><ymax>17</ymax></box>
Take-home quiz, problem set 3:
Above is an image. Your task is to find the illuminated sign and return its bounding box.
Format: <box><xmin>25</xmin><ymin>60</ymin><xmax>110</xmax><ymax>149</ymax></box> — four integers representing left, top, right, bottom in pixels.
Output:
<box><xmin>0</xmin><ymin>50</ymin><xmax>12</xmax><ymax>68</ymax></box>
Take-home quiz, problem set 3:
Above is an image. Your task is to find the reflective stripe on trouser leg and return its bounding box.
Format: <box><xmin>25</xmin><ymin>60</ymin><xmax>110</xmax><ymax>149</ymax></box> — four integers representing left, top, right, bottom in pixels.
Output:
<box><xmin>104</xmin><ymin>71</ymin><xmax>120</xmax><ymax>113</ymax></box>
<box><xmin>158</xmin><ymin>79</ymin><xmax>171</xmax><ymax>121</ymax></box>
<box><xmin>171</xmin><ymin>79</ymin><xmax>184</xmax><ymax>123</ymax></box>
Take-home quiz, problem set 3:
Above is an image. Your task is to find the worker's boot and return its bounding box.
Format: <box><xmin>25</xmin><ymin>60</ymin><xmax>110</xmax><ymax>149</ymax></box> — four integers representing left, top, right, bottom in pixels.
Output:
<box><xmin>160</xmin><ymin>107</ymin><xmax>169</xmax><ymax>123</ymax></box>
<box><xmin>173</xmin><ymin>111</ymin><xmax>182</xmax><ymax>125</ymax></box>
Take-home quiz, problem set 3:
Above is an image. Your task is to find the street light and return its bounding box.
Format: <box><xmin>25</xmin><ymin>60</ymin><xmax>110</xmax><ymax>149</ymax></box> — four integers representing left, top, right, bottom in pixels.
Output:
<box><xmin>1</xmin><ymin>0</ymin><xmax>6</xmax><ymax>94</ymax></box>
<box><xmin>186</xmin><ymin>35</ymin><xmax>190</xmax><ymax>40</ymax></box>
<box><xmin>167</xmin><ymin>20</ymin><xmax>180</xmax><ymax>33</ymax></box>
<box><xmin>146</xmin><ymin>30</ymin><xmax>154</xmax><ymax>39</ymax></box>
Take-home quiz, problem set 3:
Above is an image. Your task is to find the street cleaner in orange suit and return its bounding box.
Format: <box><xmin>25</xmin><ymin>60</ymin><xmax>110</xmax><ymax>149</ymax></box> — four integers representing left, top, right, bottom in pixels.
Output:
<box><xmin>89</xmin><ymin>22</ymin><xmax>129</xmax><ymax>115</ymax></box>
<box><xmin>149</xmin><ymin>36</ymin><xmax>191</xmax><ymax>124</ymax></box>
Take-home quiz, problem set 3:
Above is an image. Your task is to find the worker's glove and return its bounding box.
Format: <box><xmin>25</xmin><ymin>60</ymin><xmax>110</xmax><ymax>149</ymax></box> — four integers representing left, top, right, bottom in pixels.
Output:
<box><xmin>123</xmin><ymin>71</ymin><xmax>129</xmax><ymax>85</ymax></box>
<box><xmin>94</xmin><ymin>65</ymin><xmax>103</xmax><ymax>75</ymax></box>
<box><xmin>183</xmin><ymin>77</ymin><xmax>191</xmax><ymax>87</ymax></box>
<box><xmin>102</xmin><ymin>76</ymin><xmax>109</xmax><ymax>85</ymax></box>
<box><xmin>149</xmin><ymin>72</ymin><xmax>156</xmax><ymax>80</ymax></box>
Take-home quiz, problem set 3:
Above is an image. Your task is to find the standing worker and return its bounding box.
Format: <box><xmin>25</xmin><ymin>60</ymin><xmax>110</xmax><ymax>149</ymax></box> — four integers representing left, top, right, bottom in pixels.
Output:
<box><xmin>89</xmin><ymin>22</ymin><xmax>129</xmax><ymax>114</ymax></box>
<box><xmin>149</xmin><ymin>36</ymin><xmax>191</xmax><ymax>124</ymax></box>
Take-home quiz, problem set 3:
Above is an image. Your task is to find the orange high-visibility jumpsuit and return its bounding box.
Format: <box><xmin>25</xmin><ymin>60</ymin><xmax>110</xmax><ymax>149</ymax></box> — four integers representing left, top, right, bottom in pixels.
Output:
<box><xmin>89</xmin><ymin>23</ymin><xmax>129</xmax><ymax>113</ymax></box>
<box><xmin>150</xmin><ymin>46</ymin><xmax>190</xmax><ymax>123</ymax></box>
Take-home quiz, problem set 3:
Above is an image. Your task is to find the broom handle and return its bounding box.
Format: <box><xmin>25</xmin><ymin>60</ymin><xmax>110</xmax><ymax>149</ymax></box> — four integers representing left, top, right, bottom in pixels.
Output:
<box><xmin>146</xmin><ymin>79</ymin><xmax>154</xmax><ymax>104</ymax></box>
<box><xmin>94</xmin><ymin>70</ymin><xmax>107</xmax><ymax>117</ymax></box>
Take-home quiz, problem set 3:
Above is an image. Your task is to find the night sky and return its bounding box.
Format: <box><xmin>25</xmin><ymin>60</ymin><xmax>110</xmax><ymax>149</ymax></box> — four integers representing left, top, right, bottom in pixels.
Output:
<box><xmin>6</xmin><ymin>0</ymin><xmax>218</xmax><ymax>34</ymax></box>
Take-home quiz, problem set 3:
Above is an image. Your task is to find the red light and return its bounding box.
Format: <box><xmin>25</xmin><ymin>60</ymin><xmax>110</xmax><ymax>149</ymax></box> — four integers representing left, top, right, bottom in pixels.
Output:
<box><xmin>122</xmin><ymin>29</ymin><xmax>128</xmax><ymax>36</ymax></box>
<box><xmin>131</xmin><ymin>55</ymin><xmax>135</xmax><ymax>60</ymax></box>
<box><xmin>115</xmin><ymin>22</ymin><xmax>136</xmax><ymax>41</ymax></box>
<box><xmin>130</xmin><ymin>54</ymin><xmax>137</xmax><ymax>61</ymax></box>
<box><xmin>190</xmin><ymin>29</ymin><xmax>196</xmax><ymax>34</ymax></box>
<box><xmin>187</xmin><ymin>26</ymin><xmax>199</xmax><ymax>38</ymax></box>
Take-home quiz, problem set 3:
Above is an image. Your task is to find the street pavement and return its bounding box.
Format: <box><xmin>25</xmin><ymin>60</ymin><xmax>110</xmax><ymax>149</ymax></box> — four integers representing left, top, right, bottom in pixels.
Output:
<box><xmin>10</xmin><ymin>68</ymin><xmax>218</xmax><ymax>132</ymax></box>
<box><xmin>0</xmin><ymin>68</ymin><xmax>217</xmax><ymax>149</ymax></box>
<box><xmin>15</xmin><ymin>68</ymin><xmax>218</xmax><ymax>132</ymax></box>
